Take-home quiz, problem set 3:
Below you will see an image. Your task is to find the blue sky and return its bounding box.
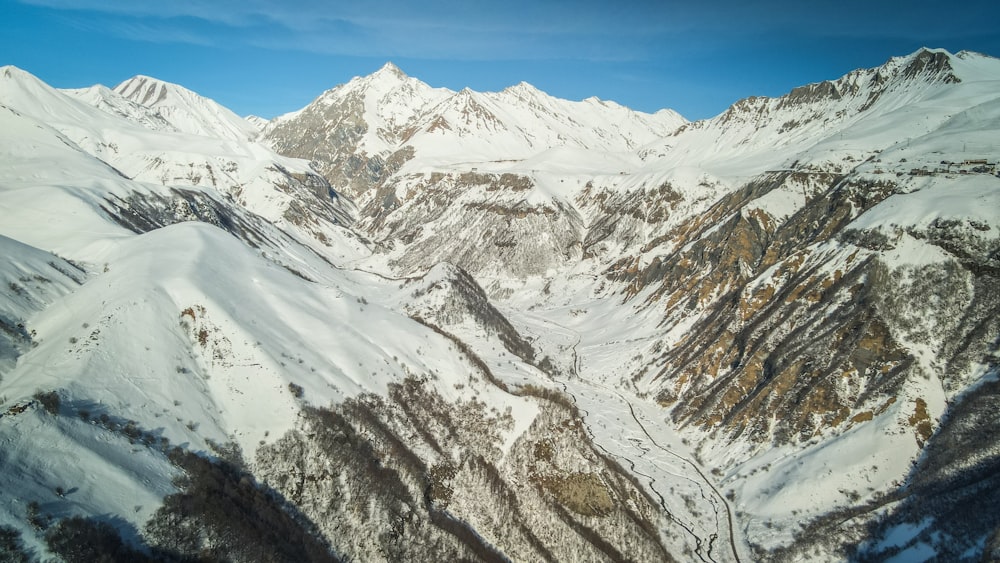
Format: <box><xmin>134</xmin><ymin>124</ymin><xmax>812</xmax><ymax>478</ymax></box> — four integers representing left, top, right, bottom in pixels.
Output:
<box><xmin>2</xmin><ymin>0</ymin><xmax>998</xmax><ymax>121</ymax></box>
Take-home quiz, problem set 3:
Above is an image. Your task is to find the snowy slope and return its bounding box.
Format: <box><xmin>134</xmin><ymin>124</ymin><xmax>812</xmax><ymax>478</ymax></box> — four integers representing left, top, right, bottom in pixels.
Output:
<box><xmin>62</xmin><ymin>83</ymin><xmax>179</xmax><ymax>133</ymax></box>
<box><xmin>641</xmin><ymin>48</ymin><xmax>1000</xmax><ymax>181</ymax></box>
<box><xmin>113</xmin><ymin>75</ymin><xmax>260</xmax><ymax>142</ymax></box>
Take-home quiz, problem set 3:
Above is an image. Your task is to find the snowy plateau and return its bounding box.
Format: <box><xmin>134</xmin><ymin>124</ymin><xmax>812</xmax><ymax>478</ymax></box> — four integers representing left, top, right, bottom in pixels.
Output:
<box><xmin>0</xmin><ymin>47</ymin><xmax>998</xmax><ymax>562</ymax></box>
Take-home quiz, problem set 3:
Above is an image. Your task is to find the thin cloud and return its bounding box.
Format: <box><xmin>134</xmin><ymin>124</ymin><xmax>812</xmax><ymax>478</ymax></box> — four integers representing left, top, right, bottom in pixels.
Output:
<box><xmin>103</xmin><ymin>21</ymin><xmax>218</xmax><ymax>47</ymax></box>
<box><xmin>40</xmin><ymin>9</ymin><xmax>217</xmax><ymax>48</ymax></box>
<box><xmin>17</xmin><ymin>0</ymin><xmax>687</xmax><ymax>60</ymax></box>
<box><xmin>15</xmin><ymin>0</ymin><xmax>1000</xmax><ymax>62</ymax></box>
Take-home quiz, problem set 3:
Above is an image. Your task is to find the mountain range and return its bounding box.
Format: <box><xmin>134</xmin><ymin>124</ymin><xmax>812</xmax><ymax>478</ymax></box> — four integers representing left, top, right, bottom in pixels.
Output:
<box><xmin>0</xmin><ymin>47</ymin><xmax>998</xmax><ymax>562</ymax></box>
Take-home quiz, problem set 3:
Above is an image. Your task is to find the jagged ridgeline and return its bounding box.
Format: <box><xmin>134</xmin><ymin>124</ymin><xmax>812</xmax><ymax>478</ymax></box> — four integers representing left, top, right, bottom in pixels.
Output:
<box><xmin>0</xmin><ymin>47</ymin><xmax>998</xmax><ymax>562</ymax></box>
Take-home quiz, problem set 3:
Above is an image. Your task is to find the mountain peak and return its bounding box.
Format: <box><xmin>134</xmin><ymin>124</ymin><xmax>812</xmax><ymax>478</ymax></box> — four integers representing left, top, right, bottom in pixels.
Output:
<box><xmin>499</xmin><ymin>81</ymin><xmax>552</xmax><ymax>105</ymax></box>
<box><xmin>869</xmin><ymin>47</ymin><xmax>965</xmax><ymax>86</ymax></box>
<box><xmin>503</xmin><ymin>81</ymin><xmax>540</xmax><ymax>94</ymax></box>
<box><xmin>114</xmin><ymin>75</ymin><xmax>175</xmax><ymax>107</ymax></box>
<box><xmin>338</xmin><ymin>61</ymin><xmax>416</xmax><ymax>96</ymax></box>
<box><xmin>0</xmin><ymin>64</ymin><xmax>29</xmax><ymax>79</ymax></box>
<box><xmin>375</xmin><ymin>62</ymin><xmax>407</xmax><ymax>79</ymax></box>
<box><xmin>112</xmin><ymin>74</ymin><xmax>257</xmax><ymax>141</ymax></box>
<box><xmin>900</xmin><ymin>47</ymin><xmax>960</xmax><ymax>84</ymax></box>
<box><xmin>0</xmin><ymin>65</ymin><xmax>47</xmax><ymax>88</ymax></box>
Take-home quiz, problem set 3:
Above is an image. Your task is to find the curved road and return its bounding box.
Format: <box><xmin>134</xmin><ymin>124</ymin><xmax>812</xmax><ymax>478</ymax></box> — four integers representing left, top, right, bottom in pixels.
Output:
<box><xmin>616</xmin><ymin>391</ymin><xmax>741</xmax><ymax>563</ymax></box>
<box><xmin>521</xmin><ymin>313</ymin><xmax>743</xmax><ymax>563</ymax></box>
<box><xmin>553</xmin><ymin>376</ymin><xmax>714</xmax><ymax>563</ymax></box>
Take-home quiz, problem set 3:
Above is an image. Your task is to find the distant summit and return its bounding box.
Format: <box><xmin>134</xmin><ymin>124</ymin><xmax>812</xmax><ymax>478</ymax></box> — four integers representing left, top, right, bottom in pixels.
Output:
<box><xmin>115</xmin><ymin>75</ymin><xmax>260</xmax><ymax>141</ymax></box>
<box><xmin>375</xmin><ymin>61</ymin><xmax>407</xmax><ymax>78</ymax></box>
<box><xmin>262</xmin><ymin>63</ymin><xmax>686</xmax><ymax>197</ymax></box>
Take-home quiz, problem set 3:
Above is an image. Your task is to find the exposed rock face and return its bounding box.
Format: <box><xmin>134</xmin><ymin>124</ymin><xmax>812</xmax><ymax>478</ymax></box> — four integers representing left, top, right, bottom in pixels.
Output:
<box><xmin>362</xmin><ymin>171</ymin><xmax>586</xmax><ymax>286</ymax></box>
<box><xmin>262</xmin><ymin>64</ymin><xmax>451</xmax><ymax>198</ymax></box>
<box><xmin>611</xmin><ymin>172</ymin><xmax>904</xmax><ymax>437</ymax></box>
<box><xmin>263</xmin><ymin>90</ymin><xmax>417</xmax><ymax>199</ymax></box>
<box><xmin>901</xmin><ymin>48</ymin><xmax>961</xmax><ymax>83</ymax></box>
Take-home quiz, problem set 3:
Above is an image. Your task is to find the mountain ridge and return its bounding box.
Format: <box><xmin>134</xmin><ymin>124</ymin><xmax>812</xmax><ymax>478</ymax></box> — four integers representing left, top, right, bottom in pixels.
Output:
<box><xmin>262</xmin><ymin>61</ymin><xmax>687</xmax><ymax>199</ymax></box>
<box><xmin>640</xmin><ymin>48</ymin><xmax>1000</xmax><ymax>181</ymax></box>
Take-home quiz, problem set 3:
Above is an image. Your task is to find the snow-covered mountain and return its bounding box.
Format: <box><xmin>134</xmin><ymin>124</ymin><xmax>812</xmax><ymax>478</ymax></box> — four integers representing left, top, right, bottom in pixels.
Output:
<box><xmin>1</xmin><ymin>65</ymin><xmax>362</xmax><ymax>260</ymax></box>
<box><xmin>641</xmin><ymin>48</ymin><xmax>1000</xmax><ymax>179</ymax></box>
<box><xmin>1</xmin><ymin>48</ymin><xmax>998</xmax><ymax>562</ymax></box>
<box><xmin>263</xmin><ymin>62</ymin><xmax>686</xmax><ymax>198</ymax></box>
<box><xmin>111</xmin><ymin>75</ymin><xmax>261</xmax><ymax>142</ymax></box>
